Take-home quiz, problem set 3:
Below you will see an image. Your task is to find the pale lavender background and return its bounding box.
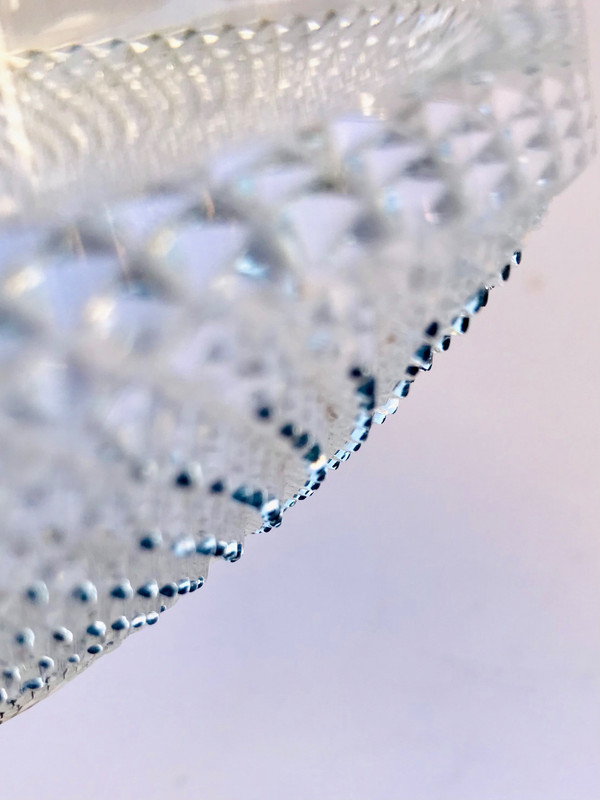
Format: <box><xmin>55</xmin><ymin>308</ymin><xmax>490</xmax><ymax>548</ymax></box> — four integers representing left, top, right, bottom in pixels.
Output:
<box><xmin>0</xmin><ymin>3</ymin><xmax>599</xmax><ymax>798</ymax></box>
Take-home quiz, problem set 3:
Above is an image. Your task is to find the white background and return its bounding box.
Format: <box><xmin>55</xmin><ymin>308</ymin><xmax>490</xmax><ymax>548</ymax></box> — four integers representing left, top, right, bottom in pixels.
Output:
<box><xmin>0</xmin><ymin>2</ymin><xmax>598</xmax><ymax>798</ymax></box>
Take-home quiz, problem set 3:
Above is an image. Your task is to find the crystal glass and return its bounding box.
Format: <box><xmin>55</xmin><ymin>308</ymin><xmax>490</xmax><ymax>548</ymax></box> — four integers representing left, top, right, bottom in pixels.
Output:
<box><xmin>0</xmin><ymin>0</ymin><xmax>594</xmax><ymax>722</ymax></box>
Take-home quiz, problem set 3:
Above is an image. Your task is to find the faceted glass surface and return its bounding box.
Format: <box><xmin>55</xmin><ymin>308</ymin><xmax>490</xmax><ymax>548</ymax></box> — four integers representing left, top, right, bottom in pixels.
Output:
<box><xmin>0</xmin><ymin>0</ymin><xmax>594</xmax><ymax>721</ymax></box>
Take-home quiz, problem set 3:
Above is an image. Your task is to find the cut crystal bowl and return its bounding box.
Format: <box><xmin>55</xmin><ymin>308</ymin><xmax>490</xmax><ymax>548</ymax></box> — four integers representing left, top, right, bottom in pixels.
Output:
<box><xmin>0</xmin><ymin>0</ymin><xmax>594</xmax><ymax>721</ymax></box>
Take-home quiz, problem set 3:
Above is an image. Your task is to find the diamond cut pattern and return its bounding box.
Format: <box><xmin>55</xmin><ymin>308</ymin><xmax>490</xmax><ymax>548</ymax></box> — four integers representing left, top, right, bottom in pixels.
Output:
<box><xmin>0</xmin><ymin>0</ymin><xmax>595</xmax><ymax>722</ymax></box>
